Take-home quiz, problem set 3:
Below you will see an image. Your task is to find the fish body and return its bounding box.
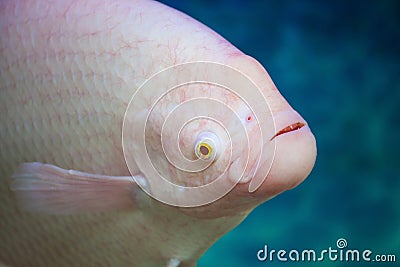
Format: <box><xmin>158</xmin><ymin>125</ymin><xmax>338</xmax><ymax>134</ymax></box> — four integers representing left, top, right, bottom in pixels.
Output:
<box><xmin>0</xmin><ymin>0</ymin><xmax>317</xmax><ymax>266</ymax></box>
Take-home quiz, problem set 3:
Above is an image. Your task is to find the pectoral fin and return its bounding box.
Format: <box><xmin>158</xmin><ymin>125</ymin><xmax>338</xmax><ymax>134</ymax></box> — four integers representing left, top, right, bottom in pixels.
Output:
<box><xmin>10</xmin><ymin>162</ymin><xmax>147</xmax><ymax>214</ymax></box>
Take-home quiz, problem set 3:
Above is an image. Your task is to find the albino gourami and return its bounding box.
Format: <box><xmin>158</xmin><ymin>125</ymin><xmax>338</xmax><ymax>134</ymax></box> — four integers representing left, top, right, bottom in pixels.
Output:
<box><xmin>0</xmin><ymin>0</ymin><xmax>317</xmax><ymax>266</ymax></box>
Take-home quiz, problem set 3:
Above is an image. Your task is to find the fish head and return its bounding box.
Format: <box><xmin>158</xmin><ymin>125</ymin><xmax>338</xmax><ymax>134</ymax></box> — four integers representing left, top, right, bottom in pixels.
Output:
<box><xmin>123</xmin><ymin>56</ymin><xmax>316</xmax><ymax>212</ymax></box>
<box><xmin>218</xmin><ymin>55</ymin><xmax>317</xmax><ymax>210</ymax></box>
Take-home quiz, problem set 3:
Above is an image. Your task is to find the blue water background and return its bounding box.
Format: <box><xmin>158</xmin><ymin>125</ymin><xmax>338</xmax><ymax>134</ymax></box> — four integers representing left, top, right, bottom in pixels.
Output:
<box><xmin>159</xmin><ymin>1</ymin><xmax>400</xmax><ymax>266</ymax></box>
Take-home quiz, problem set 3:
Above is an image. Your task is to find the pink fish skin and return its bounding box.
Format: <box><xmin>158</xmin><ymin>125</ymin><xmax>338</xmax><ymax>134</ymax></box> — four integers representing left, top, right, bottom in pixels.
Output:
<box><xmin>0</xmin><ymin>0</ymin><xmax>316</xmax><ymax>266</ymax></box>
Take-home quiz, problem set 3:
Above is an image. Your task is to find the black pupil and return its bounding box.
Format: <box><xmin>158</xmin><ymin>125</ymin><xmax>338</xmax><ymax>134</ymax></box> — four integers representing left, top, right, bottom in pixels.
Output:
<box><xmin>200</xmin><ymin>145</ymin><xmax>209</xmax><ymax>156</ymax></box>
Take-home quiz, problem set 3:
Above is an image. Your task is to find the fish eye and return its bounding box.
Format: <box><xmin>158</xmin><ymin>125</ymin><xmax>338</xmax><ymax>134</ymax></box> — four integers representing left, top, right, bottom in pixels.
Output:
<box><xmin>194</xmin><ymin>132</ymin><xmax>219</xmax><ymax>161</ymax></box>
<box><xmin>196</xmin><ymin>142</ymin><xmax>212</xmax><ymax>160</ymax></box>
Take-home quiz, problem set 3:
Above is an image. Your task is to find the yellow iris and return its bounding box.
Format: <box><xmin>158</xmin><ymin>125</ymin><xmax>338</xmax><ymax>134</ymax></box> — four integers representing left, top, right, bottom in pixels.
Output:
<box><xmin>196</xmin><ymin>142</ymin><xmax>213</xmax><ymax>160</ymax></box>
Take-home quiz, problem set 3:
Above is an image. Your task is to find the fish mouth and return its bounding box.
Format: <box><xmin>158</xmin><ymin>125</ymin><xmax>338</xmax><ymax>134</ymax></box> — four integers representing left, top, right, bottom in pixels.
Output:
<box><xmin>270</xmin><ymin>122</ymin><xmax>306</xmax><ymax>140</ymax></box>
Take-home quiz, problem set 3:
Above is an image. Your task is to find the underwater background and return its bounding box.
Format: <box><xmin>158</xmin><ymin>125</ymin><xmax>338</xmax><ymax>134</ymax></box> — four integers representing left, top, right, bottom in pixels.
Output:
<box><xmin>159</xmin><ymin>0</ymin><xmax>399</xmax><ymax>266</ymax></box>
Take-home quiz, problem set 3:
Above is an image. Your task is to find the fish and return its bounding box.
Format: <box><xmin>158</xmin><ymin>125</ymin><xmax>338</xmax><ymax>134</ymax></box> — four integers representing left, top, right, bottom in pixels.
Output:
<box><xmin>0</xmin><ymin>0</ymin><xmax>317</xmax><ymax>266</ymax></box>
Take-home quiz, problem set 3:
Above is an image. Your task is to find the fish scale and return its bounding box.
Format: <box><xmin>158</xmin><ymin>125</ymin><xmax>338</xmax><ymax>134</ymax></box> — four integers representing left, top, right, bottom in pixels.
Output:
<box><xmin>0</xmin><ymin>1</ymin><xmax>246</xmax><ymax>266</ymax></box>
<box><xmin>0</xmin><ymin>0</ymin><xmax>316</xmax><ymax>266</ymax></box>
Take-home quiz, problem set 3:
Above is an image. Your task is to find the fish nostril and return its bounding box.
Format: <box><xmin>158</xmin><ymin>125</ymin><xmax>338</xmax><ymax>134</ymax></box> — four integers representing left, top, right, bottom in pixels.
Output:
<box><xmin>270</xmin><ymin>122</ymin><xmax>305</xmax><ymax>141</ymax></box>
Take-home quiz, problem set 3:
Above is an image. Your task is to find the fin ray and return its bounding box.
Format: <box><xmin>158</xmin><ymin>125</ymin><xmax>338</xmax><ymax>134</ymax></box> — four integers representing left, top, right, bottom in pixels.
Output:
<box><xmin>11</xmin><ymin>162</ymin><xmax>144</xmax><ymax>214</ymax></box>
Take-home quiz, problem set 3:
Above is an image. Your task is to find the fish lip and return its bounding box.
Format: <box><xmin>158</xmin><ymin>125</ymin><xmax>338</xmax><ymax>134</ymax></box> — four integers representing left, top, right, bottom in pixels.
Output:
<box><xmin>270</xmin><ymin>122</ymin><xmax>306</xmax><ymax>140</ymax></box>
